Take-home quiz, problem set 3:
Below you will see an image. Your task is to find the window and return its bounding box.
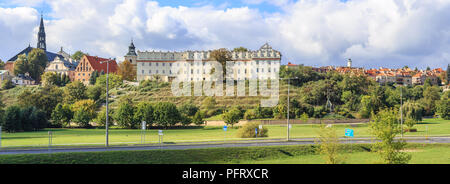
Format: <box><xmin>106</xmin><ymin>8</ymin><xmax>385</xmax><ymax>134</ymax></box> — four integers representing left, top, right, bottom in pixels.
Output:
<box><xmin>156</xmin><ymin>63</ymin><xmax>158</xmax><ymax>66</ymax></box>
<box><xmin>142</xmin><ymin>70</ymin><xmax>144</xmax><ymax>74</ymax></box>
<box><xmin>149</xmin><ymin>63</ymin><xmax>152</xmax><ymax>66</ymax></box>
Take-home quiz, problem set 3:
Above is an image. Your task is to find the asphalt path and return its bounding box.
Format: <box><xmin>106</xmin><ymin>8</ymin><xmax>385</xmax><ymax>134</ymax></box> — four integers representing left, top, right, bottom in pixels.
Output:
<box><xmin>0</xmin><ymin>137</ymin><xmax>449</xmax><ymax>155</ymax></box>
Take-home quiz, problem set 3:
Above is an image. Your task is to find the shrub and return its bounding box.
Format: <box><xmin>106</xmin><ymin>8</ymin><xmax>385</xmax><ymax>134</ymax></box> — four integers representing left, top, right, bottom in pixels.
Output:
<box><xmin>237</xmin><ymin>122</ymin><xmax>268</xmax><ymax>138</ymax></box>
<box><xmin>1</xmin><ymin>79</ymin><xmax>15</xmax><ymax>90</ymax></box>
<box><xmin>244</xmin><ymin>109</ymin><xmax>258</xmax><ymax>120</ymax></box>
<box><xmin>192</xmin><ymin>111</ymin><xmax>204</xmax><ymax>125</ymax></box>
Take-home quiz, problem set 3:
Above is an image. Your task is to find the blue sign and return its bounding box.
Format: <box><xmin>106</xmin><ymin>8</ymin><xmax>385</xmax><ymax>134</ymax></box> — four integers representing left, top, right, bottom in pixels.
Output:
<box><xmin>223</xmin><ymin>126</ymin><xmax>227</xmax><ymax>131</ymax></box>
<box><xmin>255</xmin><ymin>128</ymin><xmax>258</xmax><ymax>134</ymax></box>
<box><xmin>345</xmin><ymin>129</ymin><xmax>354</xmax><ymax>137</ymax></box>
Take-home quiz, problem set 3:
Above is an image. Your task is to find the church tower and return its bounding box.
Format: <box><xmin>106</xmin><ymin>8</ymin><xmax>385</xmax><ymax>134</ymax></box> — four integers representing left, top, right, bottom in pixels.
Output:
<box><xmin>124</xmin><ymin>39</ymin><xmax>137</xmax><ymax>67</ymax></box>
<box><xmin>37</xmin><ymin>14</ymin><xmax>46</xmax><ymax>51</ymax></box>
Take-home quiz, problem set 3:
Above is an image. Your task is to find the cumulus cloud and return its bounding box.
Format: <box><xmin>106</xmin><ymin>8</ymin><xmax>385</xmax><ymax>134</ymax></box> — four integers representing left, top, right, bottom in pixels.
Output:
<box><xmin>0</xmin><ymin>0</ymin><xmax>448</xmax><ymax>69</ymax></box>
<box><xmin>0</xmin><ymin>7</ymin><xmax>38</xmax><ymax>60</ymax></box>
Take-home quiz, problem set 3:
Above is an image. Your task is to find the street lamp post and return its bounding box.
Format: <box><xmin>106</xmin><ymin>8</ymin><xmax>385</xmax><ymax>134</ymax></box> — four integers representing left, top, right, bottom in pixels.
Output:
<box><xmin>281</xmin><ymin>77</ymin><xmax>298</xmax><ymax>141</ymax></box>
<box><xmin>400</xmin><ymin>87</ymin><xmax>403</xmax><ymax>138</ymax></box>
<box><xmin>100</xmin><ymin>59</ymin><xmax>112</xmax><ymax>147</ymax></box>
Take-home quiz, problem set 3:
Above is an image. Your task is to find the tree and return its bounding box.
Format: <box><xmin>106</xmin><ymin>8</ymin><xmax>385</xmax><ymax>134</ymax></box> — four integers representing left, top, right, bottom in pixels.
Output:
<box><xmin>223</xmin><ymin>107</ymin><xmax>242</xmax><ymax>127</ymax></box>
<box><xmin>0</xmin><ymin>59</ymin><xmax>4</xmax><ymax>70</ymax></box>
<box><xmin>41</xmin><ymin>72</ymin><xmax>58</xmax><ymax>87</ymax></box>
<box><xmin>19</xmin><ymin>48</ymin><xmax>48</xmax><ymax>82</ymax></box>
<box><xmin>72</xmin><ymin>109</ymin><xmax>93</xmax><ymax>128</ymax></box>
<box><xmin>13</xmin><ymin>54</ymin><xmax>29</xmax><ymax>76</ymax></box>
<box><xmin>51</xmin><ymin>103</ymin><xmax>73</xmax><ymax>128</ymax></box>
<box><xmin>86</xmin><ymin>84</ymin><xmax>105</xmax><ymax>104</ymax></box>
<box><xmin>20</xmin><ymin>106</ymin><xmax>47</xmax><ymax>131</ymax></box>
<box><xmin>71</xmin><ymin>99</ymin><xmax>96</xmax><ymax>128</ymax></box>
<box><xmin>233</xmin><ymin>47</ymin><xmax>248</xmax><ymax>52</ymax></box>
<box><xmin>17</xmin><ymin>86</ymin><xmax>63</xmax><ymax>118</ymax></box>
<box><xmin>421</xmin><ymin>86</ymin><xmax>441</xmax><ymax>116</ymax></box>
<box><xmin>134</xmin><ymin>102</ymin><xmax>154</xmax><ymax>127</ymax></box>
<box><xmin>436</xmin><ymin>91</ymin><xmax>450</xmax><ymax>120</ymax></box>
<box><xmin>94</xmin><ymin>107</ymin><xmax>114</xmax><ymax>127</ymax></box>
<box><xmin>402</xmin><ymin>101</ymin><xmax>424</xmax><ymax>122</ymax></box>
<box><xmin>1</xmin><ymin>106</ymin><xmax>22</xmax><ymax>132</ymax></box>
<box><xmin>89</xmin><ymin>70</ymin><xmax>99</xmax><ymax>85</ymax></box>
<box><xmin>71</xmin><ymin>51</ymin><xmax>86</xmax><ymax>61</ymax></box>
<box><xmin>117</xmin><ymin>60</ymin><xmax>136</xmax><ymax>81</ymax></box>
<box><xmin>315</xmin><ymin>125</ymin><xmax>345</xmax><ymax>164</ymax></box>
<box><xmin>369</xmin><ymin>109</ymin><xmax>411</xmax><ymax>164</ymax></box>
<box><xmin>64</xmin><ymin>81</ymin><xmax>87</xmax><ymax>104</ymax></box>
<box><xmin>192</xmin><ymin>111</ymin><xmax>204</xmax><ymax>125</ymax></box>
<box><xmin>179</xmin><ymin>102</ymin><xmax>199</xmax><ymax>117</ymax></box>
<box><xmin>95</xmin><ymin>73</ymin><xmax>123</xmax><ymax>89</ymax></box>
<box><xmin>210</xmin><ymin>48</ymin><xmax>232</xmax><ymax>77</ymax></box>
<box><xmin>114</xmin><ymin>98</ymin><xmax>137</xmax><ymax>129</ymax></box>
<box><xmin>153</xmin><ymin>102</ymin><xmax>181</xmax><ymax>128</ymax></box>
<box><xmin>446</xmin><ymin>64</ymin><xmax>450</xmax><ymax>84</ymax></box>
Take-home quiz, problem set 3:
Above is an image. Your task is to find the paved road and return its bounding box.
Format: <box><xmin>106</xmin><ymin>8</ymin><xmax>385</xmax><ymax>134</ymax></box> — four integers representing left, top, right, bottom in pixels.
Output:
<box><xmin>0</xmin><ymin>137</ymin><xmax>449</xmax><ymax>155</ymax></box>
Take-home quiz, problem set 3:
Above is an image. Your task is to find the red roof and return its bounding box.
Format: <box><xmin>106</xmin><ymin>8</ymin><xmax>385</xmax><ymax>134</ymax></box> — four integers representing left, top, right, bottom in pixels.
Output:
<box><xmin>287</xmin><ymin>62</ymin><xmax>297</xmax><ymax>66</ymax></box>
<box><xmin>85</xmin><ymin>55</ymin><xmax>118</xmax><ymax>73</ymax></box>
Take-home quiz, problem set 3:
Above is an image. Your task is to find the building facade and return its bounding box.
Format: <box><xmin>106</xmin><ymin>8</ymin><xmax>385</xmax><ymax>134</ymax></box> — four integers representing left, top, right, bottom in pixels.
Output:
<box><xmin>136</xmin><ymin>43</ymin><xmax>281</xmax><ymax>82</ymax></box>
<box><xmin>73</xmin><ymin>55</ymin><xmax>118</xmax><ymax>85</ymax></box>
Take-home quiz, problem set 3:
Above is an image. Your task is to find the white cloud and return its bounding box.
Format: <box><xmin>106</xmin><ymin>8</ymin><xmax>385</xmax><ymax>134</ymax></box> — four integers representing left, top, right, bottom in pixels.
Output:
<box><xmin>0</xmin><ymin>0</ymin><xmax>449</xmax><ymax>69</ymax></box>
<box><xmin>0</xmin><ymin>7</ymin><xmax>38</xmax><ymax>61</ymax></box>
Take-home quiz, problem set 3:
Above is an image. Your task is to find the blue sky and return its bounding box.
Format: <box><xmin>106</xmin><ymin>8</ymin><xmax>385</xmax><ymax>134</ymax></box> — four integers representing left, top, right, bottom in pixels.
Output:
<box><xmin>0</xmin><ymin>0</ymin><xmax>448</xmax><ymax>69</ymax></box>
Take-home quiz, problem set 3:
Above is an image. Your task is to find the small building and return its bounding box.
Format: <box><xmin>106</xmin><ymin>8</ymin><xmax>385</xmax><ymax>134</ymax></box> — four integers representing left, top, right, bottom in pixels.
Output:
<box><xmin>12</xmin><ymin>73</ymin><xmax>35</xmax><ymax>85</ymax></box>
<box><xmin>73</xmin><ymin>55</ymin><xmax>118</xmax><ymax>85</ymax></box>
<box><xmin>0</xmin><ymin>70</ymin><xmax>13</xmax><ymax>84</ymax></box>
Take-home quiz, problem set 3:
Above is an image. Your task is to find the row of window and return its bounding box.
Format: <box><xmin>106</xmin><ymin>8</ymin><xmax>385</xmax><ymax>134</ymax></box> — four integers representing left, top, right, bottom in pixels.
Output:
<box><xmin>140</xmin><ymin>68</ymin><xmax>279</xmax><ymax>75</ymax></box>
<box><xmin>140</xmin><ymin>61</ymin><xmax>280</xmax><ymax>67</ymax></box>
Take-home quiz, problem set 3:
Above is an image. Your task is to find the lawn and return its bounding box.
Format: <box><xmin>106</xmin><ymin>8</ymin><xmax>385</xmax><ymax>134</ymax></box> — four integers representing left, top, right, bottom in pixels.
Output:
<box><xmin>0</xmin><ymin>118</ymin><xmax>449</xmax><ymax>148</ymax></box>
<box><xmin>0</xmin><ymin>143</ymin><xmax>448</xmax><ymax>164</ymax></box>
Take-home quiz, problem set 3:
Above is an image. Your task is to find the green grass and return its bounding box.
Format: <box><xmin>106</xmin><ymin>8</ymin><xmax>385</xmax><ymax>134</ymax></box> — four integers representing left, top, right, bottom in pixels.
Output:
<box><xmin>0</xmin><ymin>143</ymin><xmax>448</xmax><ymax>164</ymax></box>
<box><xmin>1</xmin><ymin>118</ymin><xmax>449</xmax><ymax>148</ymax></box>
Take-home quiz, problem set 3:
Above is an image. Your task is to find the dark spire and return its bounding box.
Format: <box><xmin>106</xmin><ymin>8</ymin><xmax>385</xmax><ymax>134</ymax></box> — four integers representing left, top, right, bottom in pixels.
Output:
<box><xmin>37</xmin><ymin>13</ymin><xmax>46</xmax><ymax>50</ymax></box>
<box><xmin>126</xmin><ymin>39</ymin><xmax>137</xmax><ymax>56</ymax></box>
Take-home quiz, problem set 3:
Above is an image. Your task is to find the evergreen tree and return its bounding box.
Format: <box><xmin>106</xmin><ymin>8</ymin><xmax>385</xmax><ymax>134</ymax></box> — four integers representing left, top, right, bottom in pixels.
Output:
<box><xmin>447</xmin><ymin>64</ymin><xmax>450</xmax><ymax>84</ymax></box>
<box><xmin>89</xmin><ymin>70</ymin><xmax>99</xmax><ymax>85</ymax></box>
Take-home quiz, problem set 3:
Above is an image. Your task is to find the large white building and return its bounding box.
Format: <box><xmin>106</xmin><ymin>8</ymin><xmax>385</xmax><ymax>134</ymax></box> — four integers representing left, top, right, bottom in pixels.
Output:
<box><xmin>135</xmin><ymin>43</ymin><xmax>281</xmax><ymax>82</ymax></box>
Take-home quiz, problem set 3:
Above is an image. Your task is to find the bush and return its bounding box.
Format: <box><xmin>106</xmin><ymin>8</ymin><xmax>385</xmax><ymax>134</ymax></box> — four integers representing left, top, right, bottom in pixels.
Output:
<box><xmin>1</xmin><ymin>79</ymin><xmax>15</xmax><ymax>90</ymax></box>
<box><xmin>237</xmin><ymin>122</ymin><xmax>268</xmax><ymax>138</ymax></box>
<box><xmin>192</xmin><ymin>111</ymin><xmax>204</xmax><ymax>125</ymax></box>
<box><xmin>244</xmin><ymin>109</ymin><xmax>258</xmax><ymax>120</ymax></box>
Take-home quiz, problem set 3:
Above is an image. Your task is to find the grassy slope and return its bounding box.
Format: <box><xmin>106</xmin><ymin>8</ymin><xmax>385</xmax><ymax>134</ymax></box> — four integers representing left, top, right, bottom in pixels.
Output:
<box><xmin>1</xmin><ymin>118</ymin><xmax>449</xmax><ymax>147</ymax></box>
<box><xmin>0</xmin><ymin>144</ymin><xmax>449</xmax><ymax>164</ymax></box>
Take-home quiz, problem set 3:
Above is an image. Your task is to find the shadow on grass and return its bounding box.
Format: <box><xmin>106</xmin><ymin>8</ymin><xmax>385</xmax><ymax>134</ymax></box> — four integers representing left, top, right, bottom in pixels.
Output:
<box><xmin>277</xmin><ymin>149</ymin><xmax>294</xmax><ymax>157</ymax></box>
